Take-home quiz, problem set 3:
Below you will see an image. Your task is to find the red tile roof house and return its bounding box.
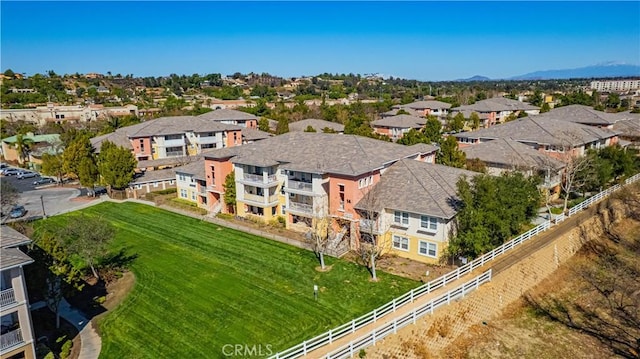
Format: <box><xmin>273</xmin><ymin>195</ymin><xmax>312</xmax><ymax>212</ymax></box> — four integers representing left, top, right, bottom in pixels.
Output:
<box><xmin>201</xmin><ymin>132</ymin><xmax>438</xmax><ymax>251</ymax></box>
<box><xmin>451</xmin><ymin>97</ymin><xmax>540</xmax><ymax>128</ymax></box>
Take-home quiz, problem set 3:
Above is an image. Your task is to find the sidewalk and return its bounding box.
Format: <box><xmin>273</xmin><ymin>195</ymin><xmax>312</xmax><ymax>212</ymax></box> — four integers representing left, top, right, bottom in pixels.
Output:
<box><xmin>58</xmin><ymin>298</ymin><xmax>101</xmax><ymax>359</ymax></box>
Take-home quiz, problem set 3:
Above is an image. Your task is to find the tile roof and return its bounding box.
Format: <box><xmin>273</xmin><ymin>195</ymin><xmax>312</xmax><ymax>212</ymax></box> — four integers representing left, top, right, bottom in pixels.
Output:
<box><xmin>371</xmin><ymin>114</ymin><xmax>426</xmax><ymax>129</ymax></box>
<box><xmin>174</xmin><ymin>159</ymin><xmax>206</xmax><ymax>180</ymax></box>
<box><xmin>355</xmin><ymin>159</ymin><xmax>478</xmax><ymax>219</ymax></box>
<box><xmin>452</xmin><ymin>97</ymin><xmax>539</xmax><ymax>113</ymax></box>
<box><xmin>0</xmin><ymin>247</ymin><xmax>33</xmax><ymax>270</ymax></box>
<box><xmin>1</xmin><ymin>225</ymin><xmax>32</xmax><ymax>248</ymax></box>
<box><xmin>542</xmin><ymin>105</ymin><xmax>630</xmax><ymax>126</ymax></box>
<box><xmin>197</xmin><ymin>108</ymin><xmax>257</xmax><ymax>121</ymax></box>
<box><xmin>454</xmin><ymin>116</ymin><xmax>619</xmax><ymax>146</ymax></box>
<box><xmin>288</xmin><ymin>119</ymin><xmax>345</xmax><ymax>132</ymax></box>
<box><xmin>204</xmin><ymin>132</ymin><xmax>437</xmax><ymax>177</ymax></box>
<box><xmin>461</xmin><ymin>138</ymin><xmax>566</xmax><ymax>170</ymax></box>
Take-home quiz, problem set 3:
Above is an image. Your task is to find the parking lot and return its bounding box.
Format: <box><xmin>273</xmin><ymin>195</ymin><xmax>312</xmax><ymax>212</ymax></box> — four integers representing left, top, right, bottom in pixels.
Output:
<box><xmin>2</xmin><ymin>166</ymin><xmax>94</xmax><ymax>221</ymax></box>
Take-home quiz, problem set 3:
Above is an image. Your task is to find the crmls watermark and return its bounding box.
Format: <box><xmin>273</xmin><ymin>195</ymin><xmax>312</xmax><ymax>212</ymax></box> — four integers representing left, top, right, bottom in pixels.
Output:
<box><xmin>221</xmin><ymin>344</ymin><xmax>273</xmax><ymax>358</ymax></box>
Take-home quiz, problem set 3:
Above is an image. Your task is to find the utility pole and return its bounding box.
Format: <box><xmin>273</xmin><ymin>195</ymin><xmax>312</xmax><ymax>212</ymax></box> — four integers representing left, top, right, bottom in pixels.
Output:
<box><xmin>40</xmin><ymin>195</ymin><xmax>47</xmax><ymax>219</ymax></box>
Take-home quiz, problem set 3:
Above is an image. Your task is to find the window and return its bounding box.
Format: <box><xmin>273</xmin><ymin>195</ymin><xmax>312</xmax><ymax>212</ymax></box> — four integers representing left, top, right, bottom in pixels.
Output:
<box><xmin>338</xmin><ymin>184</ymin><xmax>345</xmax><ymax>211</ymax></box>
<box><xmin>394</xmin><ymin>211</ymin><xmax>409</xmax><ymax>225</ymax></box>
<box><xmin>169</xmin><ymin>180</ymin><xmax>174</xmax><ymax>185</ymax></box>
<box><xmin>420</xmin><ymin>215</ymin><xmax>438</xmax><ymax>231</ymax></box>
<box><xmin>165</xmin><ymin>134</ymin><xmax>182</xmax><ymax>140</ymax></box>
<box><xmin>179</xmin><ymin>174</ymin><xmax>186</xmax><ymax>181</ymax></box>
<box><xmin>139</xmin><ymin>139</ymin><xmax>145</xmax><ymax>152</ymax></box>
<box><xmin>191</xmin><ymin>192</ymin><xmax>196</xmax><ymax>200</ymax></box>
<box><xmin>392</xmin><ymin>235</ymin><xmax>409</xmax><ymax>251</ymax></box>
<box><xmin>153</xmin><ymin>182</ymin><xmax>159</xmax><ymax>188</ymax></box>
<box><xmin>419</xmin><ymin>241</ymin><xmax>437</xmax><ymax>258</ymax></box>
<box><xmin>201</xmin><ymin>143</ymin><xmax>216</xmax><ymax>149</ymax></box>
<box><xmin>180</xmin><ymin>189</ymin><xmax>187</xmax><ymax>198</ymax></box>
<box><xmin>136</xmin><ymin>184</ymin><xmax>142</xmax><ymax>189</ymax></box>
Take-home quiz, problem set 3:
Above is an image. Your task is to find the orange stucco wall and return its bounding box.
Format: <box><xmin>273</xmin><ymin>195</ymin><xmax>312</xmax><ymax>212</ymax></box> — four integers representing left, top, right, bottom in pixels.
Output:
<box><xmin>327</xmin><ymin>172</ymin><xmax>381</xmax><ymax>219</ymax></box>
<box><xmin>225</xmin><ymin>130</ymin><xmax>243</xmax><ymax>147</ymax></box>
<box><xmin>130</xmin><ymin>137</ymin><xmax>152</xmax><ymax>158</ymax></box>
<box><xmin>246</xmin><ymin>119</ymin><xmax>257</xmax><ymax>129</ymax></box>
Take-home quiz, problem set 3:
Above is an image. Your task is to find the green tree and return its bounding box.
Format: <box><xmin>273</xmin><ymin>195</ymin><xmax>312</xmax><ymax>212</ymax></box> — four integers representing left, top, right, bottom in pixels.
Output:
<box><xmin>437</xmin><ymin>136</ymin><xmax>466</xmax><ymax>168</ymax></box>
<box><xmin>540</xmin><ymin>102</ymin><xmax>551</xmax><ymax>113</ymax></box>
<box><xmin>13</xmin><ymin>133</ymin><xmax>35</xmax><ymax>164</ymax></box>
<box><xmin>75</xmin><ymin>87</ymin><xmax>85</xmax><ymax>97</ymax></box>
<box><xmin>98</xmin><ymin>140</ymin><xmax>137</xmax><ymax>189</ymax></box>
<box><xmin>447</xmin><ymin>112</ymin><xmax>465</xmax><ymax>132</ymax></box>
<box><xmin>469</xmin><ymin>112</ymin><xmax>481</xmax><ymax>130</ymax></box>
<box><xmin>62</xmin><ymin>135</ymin><xmax>94</xmax><ymax>179</ymax></box>
<box><xmin>258</xmin><ymin>118</ymin><xmax>270</xmax><ymax>132</ymax></box>
<box><xmin>77</xmin><ymin>156</ymin><xmax>99</xmax><ymax>188</ymax></box>
<box><xmin>466</xmin><ymin>158</ymin><xmax>487</xmax><ymax>173</ymax></box>
<box><xmin>1</xmin><ymin>182</ymin><xmax>18</xmax><ymax>217</ymax></box>
<box><xmin>606</xmin><ymin>93</ymin><xmax>621</xmax><ymax>109</ymax></box>
<box><xmin>448</xmin><ymin>172</ymin><xmax>541</xmax><ymax>259</ymax></box>
<box><xmin>397</xmin><ymin>128</ymin><xmax>428</xmax><ymax>145</ymax></box>
<box><xmin>423</xmin><ymin>116</ymin><xmax>443</xmax><ymax>143</ymax></box>
<box><xmin>41</xmin><ymin>153</ymin><xmax>65</xmax><ymax>184</ymax></box>
<box><xmin>275</xmin><ymin>118</ymin><xmax>289</xmax><ymax>134</ymax></box>
<box><xmin>304</xmin><ymin>125</ymin><xmax>317</xmax><ymax>133</ymax></box>
<box><xmin>223</xmin><ymin>172</ymin><xmax>236</xmax><ymax>214</ymax></box>
<box><xmin>64</xmin><ymin>214</ymin><xmax>116</xmax><ymax>280</ymax></box>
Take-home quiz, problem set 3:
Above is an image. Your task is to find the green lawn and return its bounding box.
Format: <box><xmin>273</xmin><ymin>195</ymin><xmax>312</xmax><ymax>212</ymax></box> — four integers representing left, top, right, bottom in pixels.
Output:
<box><xmin>52</xmin><ymin>202</ymin><xmax>418</xmax><ymax>358</ymax></box>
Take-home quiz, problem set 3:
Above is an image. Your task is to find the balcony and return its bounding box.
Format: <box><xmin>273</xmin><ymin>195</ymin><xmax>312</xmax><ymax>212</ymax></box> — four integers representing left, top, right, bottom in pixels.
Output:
<box><xmin>287</xmin><ymin>180</ymin><xmax>313</xmax><ymax>192</ymax></box>
<box><xmin>162</xmin><ymin>138</ymin><xmax>185</xmax><ymax>147</ymax></box>
<box><xmin>165</xmin><ymin>151</ymin><xmax>184</xmax><ymax>157</ymax></box>
<box><xmin>0</xmin><ymin>288</ymin><xmax>16</xmax><ymax>308</ymax></box>
<box><xmin>239</xmin><ymin>173</ymin><xmax>278</xmax><ymax>186</ymax></box>
<box><xmin>359</xmin><ymin>219</ymin><xmax>382</xmax><ymax>234</ymax></box>
<box><xmin>288</xmin><ymin>201</ymin><xmax>313</xmax><ymax>214</ymax></box>
<box><xmin>243</xmin><ymin>193</ymin><xmax>279</xmax><ymax>206</ymax></box>
<box><xmin>0</xmin><ymin>328</ymin><xmax>23</xmax><ymax>351</ymax></box>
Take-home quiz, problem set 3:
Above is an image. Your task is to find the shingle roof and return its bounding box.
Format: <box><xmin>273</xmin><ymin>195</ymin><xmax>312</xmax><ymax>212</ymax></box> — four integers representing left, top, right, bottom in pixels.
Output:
<box><xmin>613</xmin><ymin>117</ymin><xmax>640</xmax><ymax>138</ymax></box>
<box><xmin>128</xmin><ymin>116</ymin><xmax>242</xmax><ymax>137</ymax></box>
<box><xmin>204</xmin><ymin>132</ymin><xmax>438</xmax><ymax>177</ymax></box>
<box><xmin>288</xmin><ymin>119</ymin><xmax>345</xmax><ymax>132</ymax></box>
<box><xmin>197</xmin><ymin>108</ymin><xmax>258</xmax><ymax>121</ymax></box>
<box><xmin>371</xmin><ymin>114</ymin><xmax>426</xmax><ymax>129</ymax></box>
<box><xmin>0</xmin><ymin>247</ymin><xmax>34</xmax><ymax>270</ymax></box>
<box><xmin>542</xmin><ymin>105</ymin><xmax>629</xmax><ymax>126</ymax></box>
<box><xmin>131</xmin><ymin>168</ymin><xmax>177</xmax><ymax>184</ymax></box>
<box><xmin>355</xmin><ymin>159</ymin><xmax>478</xmax><ymax>219</ymax></box>
<box><xmin>452</xmin><ymin>97</ymin><xmax>539</xmax><ymax>113</ymax></box>
<box><xmin>454</xmin><ymin>116</ymin><xmax>619</xmax><ymax>146</ymax></box>
<box><xmin>1</xmin><ymin>225</ymin><xmax>32</xmax><ymax>248</ymax></box>
<box><xmin>461</xmin><ymin>138</ymin><xmax>566</xmax><ymax>170</ymax></box>
<box><xmin>174</xmin><ymin>159</ymin><xmax>206</xmax><ymax>180</ymax></box>
<box><xmin>241</xmin><ymin>128</ymin><xmax>272</xmax><ymax>141</ymax></box>
<box><xmin>399</xmin><ymin>100</ymin><xmax>452</xmax><ymax>110</ymax></box>
<box><xmin>137</xmin><ymin>154</ymin><xmax>205</xmax><ymax>169</ymax></box>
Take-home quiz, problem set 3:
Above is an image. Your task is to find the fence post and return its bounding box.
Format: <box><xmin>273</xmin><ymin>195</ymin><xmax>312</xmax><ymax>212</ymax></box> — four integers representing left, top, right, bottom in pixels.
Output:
<box><xmin>393</xmin><ymin>298</ymin><xmax>396</xmax><ymax>312</ymax></box>
<box><xmin>462</xmin><ymin>285</ymin><xmax>465</xmax><ymax>298</ymax></box>
<box><xmin>410</xmin><ymin>290</ymin><xmax>414</xmax><ymax>303</ymax></box>
<box><xmin>373</xmin><ymin>309</ymin><xmax>377</xmax><ymax>323</ymax></box>
<box><xmin>303</xmin><ymin>342</ymin><xmax>307</xmax><ymax>355</ymax></box>
<box><xmin>352</xmin><ymin>320</ymin><xmax>355</xmax><ymax>333</ymax></box>
<box><xmin>413</xmin><ymin>310</ymin><xmax>417</xmax><ymax>324</ymax></box>
<box><xmin>430</xmin><ymin>301</ymin><xmax>434</xmax><ymax>314</ymax></box>
<box><xmin>329</xmin><ymin>330</ymin><xmax>332</xmax><ymax>344</ymax></box>
<box><xmin>372</xmin><ymin>330</ymin><xmax>376</xmax><ymax>345</ymax></box>
<box><xmin>447</xmin><ymin>292</ymin><xmax>451</xmax><ymax>305</ymax></box>
<box><xmin>393</xmin><ymin>320</ymin><xmax>397</xmax><ymax>334</ymax></box>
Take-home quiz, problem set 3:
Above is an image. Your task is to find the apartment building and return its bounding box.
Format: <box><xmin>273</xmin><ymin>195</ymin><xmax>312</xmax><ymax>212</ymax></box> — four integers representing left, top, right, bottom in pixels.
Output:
<box><xmin>91</xmin><ymin>115</ymin><xmax>243</xmax><ymax>161</ymax></box>
<box><xmin>542</xmin><ymin>104</ymin><xmax>632</xmax><ymax>129</ymax></box>
<box><xmin>383</xmin><ymin>100</ymin><xmax>452</xmax><ymax>118</ymax></box>
<box><xmin>1</xmin><ymin>134</ymin><xmax>61</xmax><ymax>164</ymax></box>
<box><xmin>202</xmin><ymin>133</ymin><xmax>437</xmax><ymax>247</ymax></box>
<box><xmin>197</xmin><ymin>109</ymin><xmax>258</xmax><ymax>129</ymax></box>
<box><xmin>371</xmin><ymin>114</ymin><xmax>426</xmax><ymax>141</ymax></box>
<box><xmin>590</xmin><ymin>79</ymin><xmax>640</xmax><ymax>92</ymax></box>
<box><xmin>354</xmin><ymin>160</ymin><xmax>478</xmax><ymax>264</ymax></box>
<box><xmin>174</xmin><ymin>160</ymin><xmax>210</xmax><ymax>210</ymax></box>
<box><xmin>451</xmin><ymin>97</ymin><xmax>539</xmax><ymax>128</ymax></box>
<box><xmin>128</xmin><ymin>168</ymin><xmax>176</xmax><ymax>198</ymax></box>
<box><xmin>454</xmin><ymin>116</ymin><xmax>619</xmax><ymax>160</ymax></box>
<box><xmin>288</xmin><ymin>119</ymin><xmax>345</xmax><ymax>133</ymax></box>
<box><xmin>0</xmin><ymin>226</ymin><xmax>35</xmax><ymax>359</ymax></box>
<box><xmin>0</xmin><ymin>104</ymin><xmax>139</xmax><ymax>126</ymax></box>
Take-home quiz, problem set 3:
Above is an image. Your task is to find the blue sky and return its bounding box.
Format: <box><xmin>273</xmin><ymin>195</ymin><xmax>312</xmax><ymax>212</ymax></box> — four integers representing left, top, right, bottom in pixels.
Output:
<box><xmin>1</xmin><ymin>1</ymin><xmax>639</xmax><ymax>81</ymax></box>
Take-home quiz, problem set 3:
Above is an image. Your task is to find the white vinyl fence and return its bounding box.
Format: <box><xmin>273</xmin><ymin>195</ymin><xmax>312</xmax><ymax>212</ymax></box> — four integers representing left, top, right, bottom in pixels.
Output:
<box><xmin>271</xmin><ymin>173</ymin><xmax>640</xmax><ymax>359</ymax></box>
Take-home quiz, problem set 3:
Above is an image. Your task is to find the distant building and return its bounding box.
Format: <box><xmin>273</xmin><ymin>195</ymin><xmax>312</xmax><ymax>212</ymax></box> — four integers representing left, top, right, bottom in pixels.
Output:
<box><xmin>288</xmin><ymin>119</ymin><xmax>344</xmax><ymax>133</ymax></box>
<box><xmin>371</xmin><ymin>114</ymin><xmax>426</xmax><ymax>141</ymax></box>
<box><xmin>383</xmin><ymin>100</ymin><xmax>452</xmax><ymax>118</ymax></box>
<box><xmin>1</xmin><ymin>133</ymin><xmax>61</xmax><ymax>165</ymax></box>
<box><xmin>451</xmin><ymin>97</ymin><xmax>539</xmax><ymax>128</ymax></box>
<box><xmin>0</xmin><ymin>104</ymin><xmax>139</xmax><ymax>126</ymax></box>
<box><xmin>590</xmin><ymin>79</ymin><xmax>640</xmax><ymax>92</ymax></box>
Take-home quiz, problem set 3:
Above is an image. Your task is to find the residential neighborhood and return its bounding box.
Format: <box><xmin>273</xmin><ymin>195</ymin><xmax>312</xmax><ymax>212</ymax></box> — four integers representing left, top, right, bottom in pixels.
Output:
<box><xmin>1</xmin><ymin>1</ymin><xmax>640</xmax><ymax>359</ymax></box>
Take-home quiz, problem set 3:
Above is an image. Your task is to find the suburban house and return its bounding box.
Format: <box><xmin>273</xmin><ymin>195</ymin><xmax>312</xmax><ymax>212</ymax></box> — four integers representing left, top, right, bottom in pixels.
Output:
<box><xmin>371</xmin><ymin>114</ymin><xmax>426</xmax><ymax>141</ymax></box>
<box><xmin>128</xmin><ymin>168</ymin><xmax>176</xmax><ymax>198</ymax></box>
<box><xmin>541</xmin><ymin>104</ymin><xmax>632</xmax><ymax>129</ymax></box>
<box><xmin>90</xmin><ymin>115</ymin><xmax>243</xmax><ymax>161</ymax></box>
<box><xmin>288</xmin><ymin>118</ymin><xmax>345</xmax><ymax>133</ymax></box>
<box><xmin>0</xmin><ymin>226</ymin><xmax>36</xmax><ymax>359</ymax></box>
<box><xmin>174</xmin><ymin>160</ymin><xmax>209</xmax><ymax>210</ymax></box>
<box><xmin>0</xmin><ymin>104</ymin><xmax>139</xmax><ymax>126</ymax></box>
<box><xmin>196</xmin><ymin>109</ymin><xmax>258</xmax><ymax>129</ymax></box>
<box><xmin>451</xmin><ymin>97</ymin><xmax>540</xmax><ymax>128</ymax></box>
<box><xmin>383</xmin><ymin>100</ymin><xmax>452</xmax><ymax>118</ymax></box>
<box><xmin>1</xmin><ymin>133</ymin><xmax>61</xmax><ymax>165</ymax></box>
<box><xmin>354</xmin><ymin>159</ymin><xmax>478</xmax><ymax>264</ymax></box>
<box><xmin>460</xmin><ymin>138</ymin><xmax>566</xmax><ymax>195</ymax></box>
<box><xmin>454</xmin><ymin>116</ymin><xmax>620</xmax><ymax>160</ymax></box>
<box><xmin>201</xmin><ymin>133</ymin><xmax>438</xmax><ymax>249</ymax></box>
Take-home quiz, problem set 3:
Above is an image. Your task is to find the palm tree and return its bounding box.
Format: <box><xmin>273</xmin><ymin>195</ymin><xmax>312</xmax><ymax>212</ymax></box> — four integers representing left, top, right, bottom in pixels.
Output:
<box><xmin>13</xmin><ymin>134</ymin><xmax>35</xmax><ymax>164</ymax></box>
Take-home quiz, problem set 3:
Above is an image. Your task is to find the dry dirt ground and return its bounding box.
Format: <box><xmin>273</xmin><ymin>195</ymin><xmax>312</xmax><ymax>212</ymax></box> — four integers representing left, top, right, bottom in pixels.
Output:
<box><xmin>441</xmin><ymin>217</ymin><xmax>640</xmax><ymax>359</ymax></box>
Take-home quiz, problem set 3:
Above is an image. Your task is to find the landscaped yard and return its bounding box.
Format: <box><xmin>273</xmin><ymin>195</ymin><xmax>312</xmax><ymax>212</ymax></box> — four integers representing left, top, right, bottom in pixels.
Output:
<box><xmin>50</xmin><ymin>202</ymin><xmax>419</xmax><ymax>358</ymax></box>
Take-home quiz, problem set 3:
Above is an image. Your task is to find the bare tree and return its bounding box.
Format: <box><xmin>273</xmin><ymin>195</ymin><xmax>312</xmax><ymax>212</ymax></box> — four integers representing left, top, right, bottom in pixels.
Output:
<box><xmin>355</xmin><ymin>186</ymin><xmax>389</xmax><ymax>281</ymax></box>
<box><xmin>305</xmin><ymin>198</ymin><xmax>331</xmax><ymax>270</ymax></box>
<box><xmin>559</xmin><ymin>150</ymin><xmax>592</xmax><ymax>214</ymax></box>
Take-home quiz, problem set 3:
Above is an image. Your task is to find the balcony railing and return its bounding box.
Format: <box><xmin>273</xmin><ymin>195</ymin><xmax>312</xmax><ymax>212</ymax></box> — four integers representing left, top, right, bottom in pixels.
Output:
<box><xmin>289</xmin><ymin>201</ymin><xmax>313</xmax><ymax>214</ymax></box>
<box><xmin>0</xmin><ymin>328</ymin><xmax>23</xmax><ymax>351</ymax></box>
<box><xmin>0</xmin><ymin>288</ymin><xmax>16</xmax><ymax>308</ymax></box>
<box><xmin>268</xmin><ymin>194</ymin><xmax>279</xmax><ymax>203</ymax></box>
<box><xmin>288</xmin><ymin>180</ymin><xmax>313</xmax><ymax>192</ymax></box>
<box><xmin>162</xmin><ymin>138</ymin><xmax>185</xmax><ymax>147</ymax></box>
<box><xmin>360</xmin><ymin>219</ymin><xmax>382</xmax><ymax>233</ymax></box>
<box><xmin>244</xmin><ymin>193</ymin><xmax>265</xmax><ymax>203</ymax></box>
<box><xmin>165</xmin><ymin>151</ymin><xmax>184</xmax><ymax>157</ymax></box>
<box><xmin>242</xmin><ymin>173</ymin><xmax>278</xmax><ymax>184</ymax></box>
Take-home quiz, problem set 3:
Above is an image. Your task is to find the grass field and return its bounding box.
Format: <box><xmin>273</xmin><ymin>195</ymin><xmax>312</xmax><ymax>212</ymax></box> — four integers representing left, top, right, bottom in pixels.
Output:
<box><xmin>50</xmin><ymin>202</ymin><xmax>418</xmax><ymax>358</ymax></box>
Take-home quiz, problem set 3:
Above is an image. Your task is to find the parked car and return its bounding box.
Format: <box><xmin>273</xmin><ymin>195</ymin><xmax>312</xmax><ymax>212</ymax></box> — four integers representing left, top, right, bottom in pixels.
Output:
<box><xmin>9</xmin><ymin>205</ymin><xmax>26</xmax><ymax>219</ymax></box>
<box><xmin>87</xmin><ymin>186</ymin><xmax>108</xmax><ymax>197</ymax></box>
<box><xmin>33</xmin><ymin>177</ymin><xmax>56</xmax><ymax>186</ymax></box>
<box><xmin>0</xmin><ymin>163</ymin><xmax>7</xmax><ymax>170</ymax></box>
<box><xmin>1</xmin><ymin>168</ymin><xmax>21</xmax><ymax>176</ymax></box>
<box><xmin>17</xmin><ymin>171</ymin><xmax>38</xmax><ymax>179</ymax></box>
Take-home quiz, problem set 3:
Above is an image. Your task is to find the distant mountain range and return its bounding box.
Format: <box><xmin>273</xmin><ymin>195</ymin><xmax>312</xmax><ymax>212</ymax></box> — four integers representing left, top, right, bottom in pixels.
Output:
<box><xmin>456</xmin><ymin>63</ymin><xmax>640</xmax><ymax>81</ymax></box>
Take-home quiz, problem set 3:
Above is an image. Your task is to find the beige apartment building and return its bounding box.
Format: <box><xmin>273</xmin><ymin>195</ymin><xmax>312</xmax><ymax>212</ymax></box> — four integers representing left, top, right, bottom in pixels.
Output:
<box><xmin>0</xmin><ymin>103</ymin><xmax>139</xmax><ymax>126</ymax></box>
<box><xmin>1</xmin><ymin>226</ymin><xmax>35</xmax><ymax>359</ymax></box>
